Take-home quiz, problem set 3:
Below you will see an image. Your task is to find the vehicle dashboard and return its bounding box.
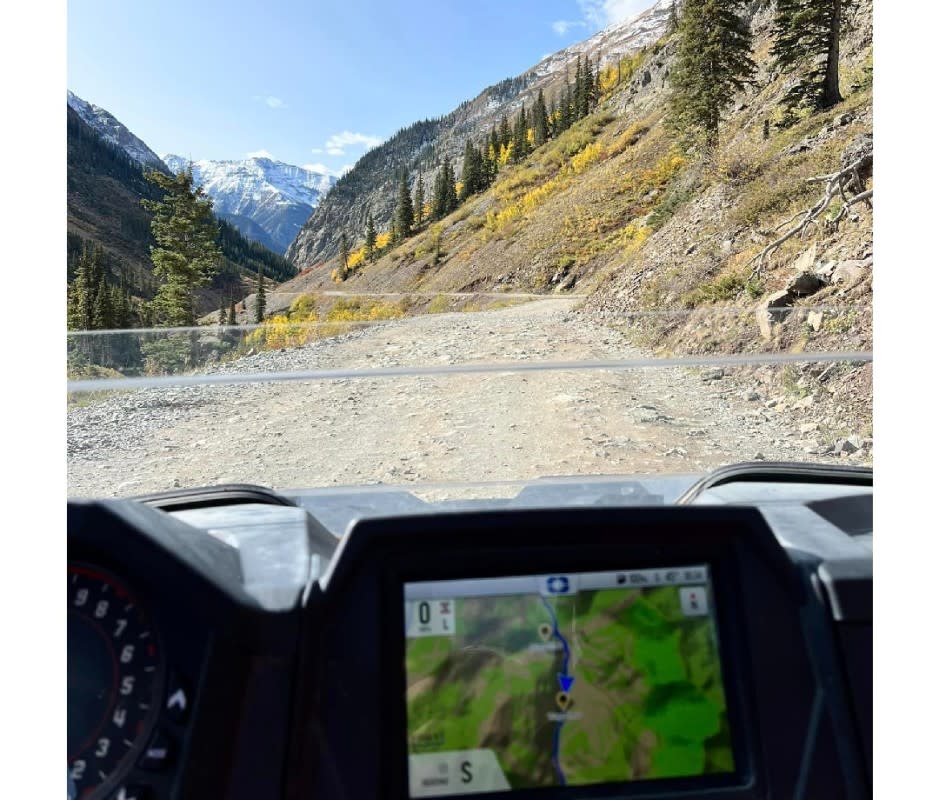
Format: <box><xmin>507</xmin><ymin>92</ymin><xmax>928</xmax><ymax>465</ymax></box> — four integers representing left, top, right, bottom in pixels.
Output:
<box><xmin>67</xmin><ymin>463</ymin><xmax>872</xmax><ymax>800</ymax></box>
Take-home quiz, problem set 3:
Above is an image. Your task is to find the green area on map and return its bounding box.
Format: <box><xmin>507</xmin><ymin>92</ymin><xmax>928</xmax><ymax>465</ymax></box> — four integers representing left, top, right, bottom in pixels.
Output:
<box><xmin>405</xmin><ymin>587</ymin><xmax>735</xmax><ymax>789</ymax></box>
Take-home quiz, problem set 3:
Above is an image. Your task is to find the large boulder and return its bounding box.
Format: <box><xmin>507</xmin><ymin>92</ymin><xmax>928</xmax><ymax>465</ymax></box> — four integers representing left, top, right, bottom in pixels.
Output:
<box><xmin>831</xmin><ymin>260</ymin><xmax>869</xmax><ymax>285</ymax></box>
<box><xmin>757</xmin><ymin>289</ymin><xmax>795</xmax><ymax>340</ymax></box>
<box><xmin>784</xmin><ymin>243</ymin><xmax>826</xmax><ymax>297</ymax></box>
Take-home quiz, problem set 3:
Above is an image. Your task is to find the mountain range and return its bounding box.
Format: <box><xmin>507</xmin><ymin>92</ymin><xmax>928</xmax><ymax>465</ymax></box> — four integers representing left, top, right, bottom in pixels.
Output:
<box><xmin>286</xmin><ymin>0</ymin><xmax>675</xmax><ymax>267</ymax></box>
<box><xmin>67</xmin><ymin>100</ymin><xmax>295</xmax><ymax>316</ymax></box>
<box><xmin>161</xmin><ymin>155</ymin><xmax>336</xmax><ymax>255</ymax></box>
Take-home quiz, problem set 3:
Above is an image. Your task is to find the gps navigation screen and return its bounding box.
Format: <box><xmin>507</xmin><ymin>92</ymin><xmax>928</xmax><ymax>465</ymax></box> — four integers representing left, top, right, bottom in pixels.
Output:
<box><xmin>404</xmin><ymin>566</ymin><xmax>735</xmax><ymax>797</ymax></box>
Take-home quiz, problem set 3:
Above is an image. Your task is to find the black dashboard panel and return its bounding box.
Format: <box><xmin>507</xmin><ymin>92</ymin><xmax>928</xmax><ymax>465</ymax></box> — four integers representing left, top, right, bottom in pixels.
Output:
<box><xmin>288</xmin><ymin>506</ymin><xmax>867</xmax><ymax>800</ymax></box>
<box><xmin>68</xmin><ymin>501</ymin><xmax>303</xmax><ymax>800</ymax></box>
<box><xmin>68</xmin><ymin>472</ymin><xmax>872</xmax><ymax>800</ymax></box>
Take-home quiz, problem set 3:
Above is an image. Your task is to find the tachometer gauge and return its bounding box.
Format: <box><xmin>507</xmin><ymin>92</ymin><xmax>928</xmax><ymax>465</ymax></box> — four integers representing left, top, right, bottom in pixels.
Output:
<box><xmin>68</xmin><ymin>564</ymin><xmax>164</xmax><ymax>799</ymax></box>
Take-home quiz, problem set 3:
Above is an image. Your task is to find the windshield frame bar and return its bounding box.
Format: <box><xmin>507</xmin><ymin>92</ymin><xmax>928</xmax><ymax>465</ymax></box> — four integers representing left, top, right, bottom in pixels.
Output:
<box><xmin>67</xmin><ymin>350</ymin><xmax>873</xmax><ymax>393</ymax></box>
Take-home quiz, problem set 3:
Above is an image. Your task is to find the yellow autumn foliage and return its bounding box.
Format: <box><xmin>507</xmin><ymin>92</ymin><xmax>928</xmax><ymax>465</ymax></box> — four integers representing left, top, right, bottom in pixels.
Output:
<box><xmin>617</xmin><ymin>222</ymin><xmax>651</xmax><ymax>254</ymax></box>
<box><xmin>244</xmin><ymin>313</ymin><xmax>316</xmax><ymax>350</ymax></box>
<box><xmin>289</xmin><ymin>293</ymin><xmax>318</xmax><ymax>318</ymax></box>
<box><xmin>569</xmin><ymin>141</ymin><xmax>603</xmax><ymax>174</ymax></box>
<box><xmin>486</xmin><ymin>174</ymin><xmax>565</xmax><ymax>232</ymax></box>
<box><xmin>325</xmin><ymin>298</ymin><xmax>405</xmax><ymax>322</ymax></box>
<box><xmin>499</xmin><ymin>142</ymin><xmax>513</xmax><ymax>167</ymax></box>
<box><xmin>599</xmin><ymin>65</ymin><xmax>619</xmax><ymax>94</ymax></box>
<box><xmin>347</xmin><ymin>247</ymin><xmax>365</xmax><ymax>269</ymax></box>
<box><xmin>375</xmin><ymin>231</ymin><xmax>392</xmax><ymax>249</ymax></box>
<box><xmin>521</xmin><ymin>176</ymin><xmax>563</xmax><ymax>213</ymax></box>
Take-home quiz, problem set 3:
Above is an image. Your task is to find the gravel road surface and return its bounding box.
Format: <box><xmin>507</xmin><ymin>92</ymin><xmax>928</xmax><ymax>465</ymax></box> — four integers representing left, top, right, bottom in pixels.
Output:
<box><xmin>68</xmin><ymin>299</ymin><xmax>857</xmax><ymax>497</ymax></box>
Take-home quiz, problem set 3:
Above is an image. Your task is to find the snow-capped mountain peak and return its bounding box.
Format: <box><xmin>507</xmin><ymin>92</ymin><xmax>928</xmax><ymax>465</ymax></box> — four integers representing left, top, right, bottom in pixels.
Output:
<box><xmin>532</xmin><ymin>0</ymin><xmax>674</xmax><ymax>82</ymax></box>
<box><xmin>67</xmin><ymin>90</ymin><xmax>167</xmax><ymax>172</ymax></box>
<box><xmin>161</xmin><ymin>154</ymin><xmax>338</xmax><ymax>254</ymax></box>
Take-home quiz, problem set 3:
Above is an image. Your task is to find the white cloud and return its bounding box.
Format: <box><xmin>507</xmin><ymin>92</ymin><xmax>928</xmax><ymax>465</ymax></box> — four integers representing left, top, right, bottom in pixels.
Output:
<box><xmin>310</xmin><ymin>148</ymin><xmax>323</xmax><ymax>154</ymax></box>
<box><xmin>552</xmin><ymin>20</ymin><xmax>584</xmax><ymax>35</ymax></box>
<box><xmin>251</xmin><ymin>95</ymin><xmax>288</xmax><ymax>110</ymax></box>
<box><xmin>320</xmin><ymin>130</ymin><xmax>383</xmax><ymax>156</ymax></box>
<box><xmin>576</xmin><ymin>0</ymin><xmax>651</xmax><ymax>30</ymax></box>
<box><xmin>246</xmin><ymin>149</ymin><xmax>274</xmax><ymax>159</ymax></box>
<box><xmin>302</xmin><ymin>162</ymin><xmax>355</xmax><ymax>178</ymax></box>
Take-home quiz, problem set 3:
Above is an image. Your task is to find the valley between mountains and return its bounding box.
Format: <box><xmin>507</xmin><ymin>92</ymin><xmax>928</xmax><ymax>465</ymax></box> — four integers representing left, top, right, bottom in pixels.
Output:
<box><xmin>67</xmin><ymin>298</ymin><xmax>870</xmax><ymax>498</ymax></box>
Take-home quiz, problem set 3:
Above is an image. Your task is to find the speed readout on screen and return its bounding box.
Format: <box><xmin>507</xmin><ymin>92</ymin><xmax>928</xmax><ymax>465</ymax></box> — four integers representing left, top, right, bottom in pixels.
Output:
<box><xmin>404</xmin><ymin>567</ymin><xmax>734</xmax><ymax>797</ymax></box>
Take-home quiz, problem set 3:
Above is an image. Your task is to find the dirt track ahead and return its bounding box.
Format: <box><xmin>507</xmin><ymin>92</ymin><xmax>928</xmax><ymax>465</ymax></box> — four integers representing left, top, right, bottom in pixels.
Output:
<box><xmin>67</xmin><ymin>299</ymin><xmax>853</xmax><ymax>497</ymax></box>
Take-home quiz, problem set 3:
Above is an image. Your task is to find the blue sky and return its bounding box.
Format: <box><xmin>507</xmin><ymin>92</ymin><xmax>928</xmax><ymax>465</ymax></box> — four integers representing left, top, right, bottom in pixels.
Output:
<box><xmin>67</xmin><ymin>0</ymin><xmax>651</xmax><ymax>175</ymax></box>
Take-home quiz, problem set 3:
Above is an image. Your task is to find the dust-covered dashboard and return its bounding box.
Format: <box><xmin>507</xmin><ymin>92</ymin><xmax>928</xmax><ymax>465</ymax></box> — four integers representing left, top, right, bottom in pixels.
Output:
<box><xmin>67</xmin><ymin>467</ymin><xmax>872</xmax><ymax>800</ymax></box>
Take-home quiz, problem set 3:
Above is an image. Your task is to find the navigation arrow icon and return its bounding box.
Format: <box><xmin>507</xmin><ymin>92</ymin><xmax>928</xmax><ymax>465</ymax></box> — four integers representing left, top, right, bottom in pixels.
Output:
<box><xmin>558</xmin><ymin>674</ymin><xmax>575</xmax><ymax>693</ymax></box>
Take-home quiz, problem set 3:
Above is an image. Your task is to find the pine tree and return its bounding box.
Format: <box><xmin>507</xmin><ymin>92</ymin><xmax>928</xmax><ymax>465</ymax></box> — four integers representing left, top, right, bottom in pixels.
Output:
<box><xmin>395</xmin><ymin>171</ymin><xmax>414</xmax><ymax>240</ymax></box>
<box><xmin>460</xmin><ymin>141</ymin><xmax>482</xmax><ymax>200</ymax></box>
<box><xmin>92</xmin><ymin>272</ymin><xmax>113</xmax><ymax>330</ymax></box>
<box><xmin>142</xmin><ymin>164</ymin><xmax>222</xmax><ymax>326</ymax></box>
<box><xmin>254</xmin><ymin>267</ymin><xmax>266</xmax><ymax>323</ymax></box>
<box><xmin>339</xmin><ymin>232</ymin><xmax>350</xmax><ymax>271</ymax></box>
<box><xmin>365</xmin><ymin>213</ymin><xmax>377</xmax><ymax>260</ymax></box>
<box><xmin>413</xmin><ymin>174</ymin><xmax>425</xmax><ymax>228</ymax></box>
<box><xmin>512</xmin><ymin>104</ymin><xmax>529</xmax><ymax>163</ymax></box>
<box><xmin>666</xmin><ymin>0</ymin><xmax>756</xmax><ymax>149</ymax></box>
<box><xmin>582</xmin><ymin>55</ymin><xmax>593</xmax><ymax>117</ymax></box>
<box><xmin>67</xmin><ymin>242</ymin><xmax>98</xmax><ymax>331</ymax></box>
<box><xmin>499</xmin><ymin>115</ymin><xmax>511</xmax><ymax>149</ymax></box>
<box><xmin>560</xmin><ymin>83</ymin><xmax>573</xmax><ymax>131</ymax></box>
<box><xmin>432</xmin><ymin>157</ymin><xmax>458</xmax><ymax>219</ymax></box>
<box><xmin>772</xmin><ymin>0</ymin><xmax>848</xmax><ymax>111</ymax></box>
<box><xmin>443</xmin><ymin>157</ymin><xmax>458</xmax><ymax>214</ymax></box>
<box><xmin>219</xmin><ymin>299</ymin><xmax>226</xmax><ymax>326</ymax></box>
<box><xmin>227</xmin><ymin>298</ymin><xmax>237</xmax><ymax>326</ymax></box>
<box><xmin>116</xmin><ymin>268</ymin><xmax>132</xmax><ymax>329</ymax></box>
<box><xmin>534</xmin><ymin>89</ymin><xmax>549</xmax><ymax>146</ymax></box>
<box><xmin>486</xmin><ymin>142</ymin><xmax>498</xmax><ymax>183</ymax></box>
<box><xmin>574</xmin><ymin>56</ymin><xmax>585</xmax><ymax>121</ymax></box>
<box><xmin>86</xmin><ymin>247</ymin><xmax>107</xmax><ymax>329</ymax></box>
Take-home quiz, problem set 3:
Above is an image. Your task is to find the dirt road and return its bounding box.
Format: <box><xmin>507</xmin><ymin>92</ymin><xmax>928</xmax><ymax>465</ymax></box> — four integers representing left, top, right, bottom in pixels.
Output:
<box><xmin>67</xmin><ymin>299</ymin><xmax>862</xmax><ymax>497</ymax></box>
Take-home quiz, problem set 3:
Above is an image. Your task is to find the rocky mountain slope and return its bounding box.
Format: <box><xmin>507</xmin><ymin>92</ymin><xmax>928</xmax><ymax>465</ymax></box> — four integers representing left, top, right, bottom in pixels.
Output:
<box><xmin>286</xmin><ymin>0</ymin><xmax>675</xmax><ymax>267</ymax></box>
<box><xmin>67</xmin><ymin>91</ymin><xmax>167</xmax><ymax>171</ymax></box>
<box><xmin>163</xmin><ymin>155</ymin><xmax>336</xmax><ymax>254</ymax></box>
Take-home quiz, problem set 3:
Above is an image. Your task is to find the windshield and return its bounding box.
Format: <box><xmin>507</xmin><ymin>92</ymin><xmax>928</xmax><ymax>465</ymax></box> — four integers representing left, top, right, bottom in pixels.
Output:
<box><xmin>66</xmin><ymin>0</ymin><xmax>874</xmax><ymax>500</ymax></box>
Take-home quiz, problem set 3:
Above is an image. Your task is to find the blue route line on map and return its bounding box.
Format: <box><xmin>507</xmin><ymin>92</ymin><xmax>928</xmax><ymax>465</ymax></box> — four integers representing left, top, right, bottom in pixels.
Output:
<box><xmin>541</xmin><ymin>596</ymin><xmax>571</xmax><ymax>786</ymax></box>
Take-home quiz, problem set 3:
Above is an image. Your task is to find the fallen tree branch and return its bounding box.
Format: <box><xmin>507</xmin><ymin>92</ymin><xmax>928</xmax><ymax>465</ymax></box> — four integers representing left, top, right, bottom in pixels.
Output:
<box><xmin>748</xmin><ymin>155</ymin><xmax>872</xmax><ymax>280</ymax></box>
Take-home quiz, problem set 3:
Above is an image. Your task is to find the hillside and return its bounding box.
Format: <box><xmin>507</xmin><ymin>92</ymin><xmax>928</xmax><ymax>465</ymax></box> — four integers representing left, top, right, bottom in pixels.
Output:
<box><xmin>286</xmin><ymin>0</ymin><xmax>674</xmax><ymax>267</ymax></box>
<box><xmin>162</xmin><ymin>154</ymin><xmax>336</xmax><ymax>254</ymax></box>
<box><xmin>67</xmin><ymin>104</ymin><xmax>296</xmax><ymax>316</ymax></box>
<box><xmin>271</xmin><ymin>0</ymin><xmax>872</xmax><ymax>445</ymax></box>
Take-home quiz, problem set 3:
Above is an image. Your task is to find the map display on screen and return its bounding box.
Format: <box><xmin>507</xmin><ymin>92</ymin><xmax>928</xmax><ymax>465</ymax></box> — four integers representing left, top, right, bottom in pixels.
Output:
<box><xmin>404</xmin><ymin>566</ymin><xmax>734</xmax><ymax>797</ymax></box>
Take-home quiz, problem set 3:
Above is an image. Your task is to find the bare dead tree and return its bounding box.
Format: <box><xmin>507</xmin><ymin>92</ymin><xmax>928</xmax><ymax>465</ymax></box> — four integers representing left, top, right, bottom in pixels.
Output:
<box><xmin>748</xmin><ymin>153</ymin><xmax>873</xmax><ymax>280</ymax></box>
